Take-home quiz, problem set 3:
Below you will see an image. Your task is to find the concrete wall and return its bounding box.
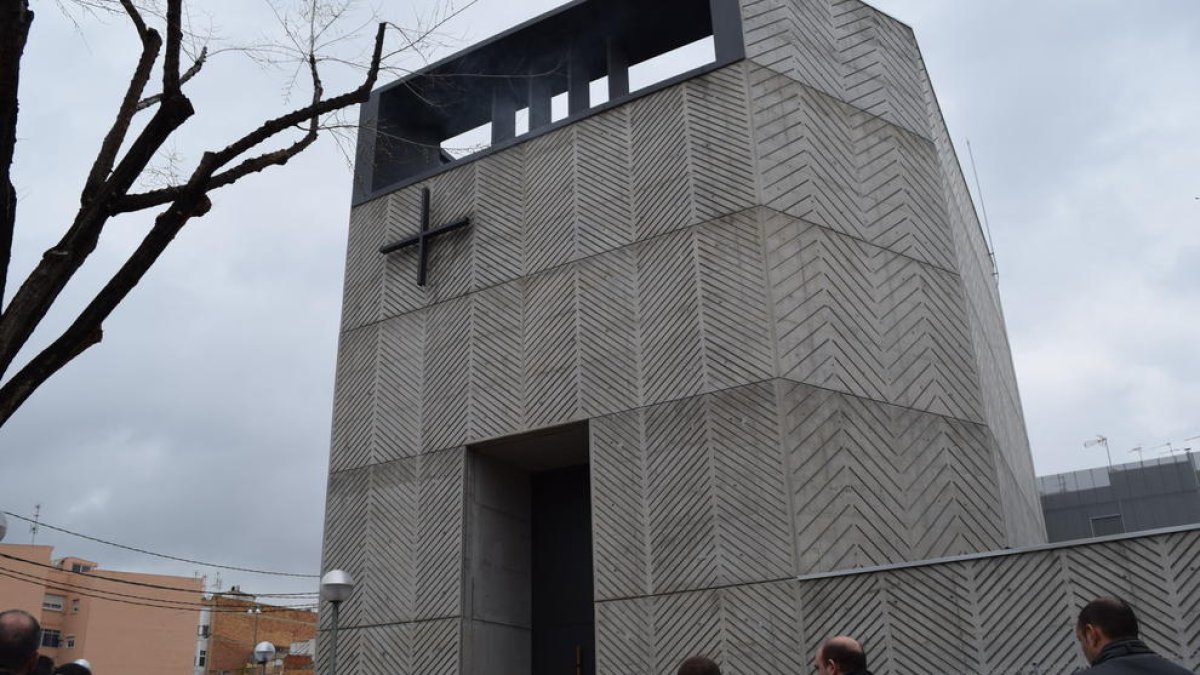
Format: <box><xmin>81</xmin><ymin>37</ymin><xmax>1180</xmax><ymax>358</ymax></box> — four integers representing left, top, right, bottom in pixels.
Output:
<box><xmin>321</xmin><ymin>0</ymin><xmax>1051</xmax><ymax>672</ymax></box>
<box><xmin>596</xmin><ymin>526</ymin><xmax>1200</xmax><ymax>675</ymax></box>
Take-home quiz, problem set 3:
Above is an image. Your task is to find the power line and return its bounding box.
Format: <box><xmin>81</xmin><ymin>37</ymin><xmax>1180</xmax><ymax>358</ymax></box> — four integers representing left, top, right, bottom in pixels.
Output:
<box><xmin>0</xmin><ymin>551</ymin><xmax>316</xmax><ymax>598</ymax></box>
<box><xmin>2</xmin><ymin>511</ymin><xmax>318</xmax><ymax>578</ymax></box>
<box><xmin>0</xmin><ymin>563</ymin><xmax>318</xmax><ymax>614</ymax></box>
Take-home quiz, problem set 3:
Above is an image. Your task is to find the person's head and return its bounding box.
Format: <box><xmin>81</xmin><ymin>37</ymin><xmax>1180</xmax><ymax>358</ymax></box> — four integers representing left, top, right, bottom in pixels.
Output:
<box><xmin>0</xmin><ymin>610</ymin><xmax>41</xmax><ymax>675</ymax></box>
<box><xmin>1075</xmin><ymin>597</ymin><xmax>1139</xmax><ymax>664</ymax></box>
<box><xmin>52</xmin><ymin>663</ymin><xmax>91</xmax><ymax>675</ymax></box>
<box><xmin>677</xmin><ymin>655</ymin><xmax>721</xmax><ymax>675</ymax></box>
<box><xmin>814</xmin><ymin>636</ymin><xmax>867</xmax><ymax>675</ymax></box>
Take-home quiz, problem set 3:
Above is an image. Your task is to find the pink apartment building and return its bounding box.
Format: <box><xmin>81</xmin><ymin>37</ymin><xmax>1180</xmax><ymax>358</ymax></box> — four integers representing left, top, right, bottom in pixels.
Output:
<box><xmin>0</xmin><ymin>543</ymin><xmax>203</xmax><ymax>675</ymax></box>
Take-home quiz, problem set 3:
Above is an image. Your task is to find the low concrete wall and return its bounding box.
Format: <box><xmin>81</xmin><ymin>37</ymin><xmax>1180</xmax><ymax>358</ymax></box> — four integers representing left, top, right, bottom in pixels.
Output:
<box><xmin>596</xmin><ymin>526</ymin><xmax>1200</xmax><ymax>674</ymax></box>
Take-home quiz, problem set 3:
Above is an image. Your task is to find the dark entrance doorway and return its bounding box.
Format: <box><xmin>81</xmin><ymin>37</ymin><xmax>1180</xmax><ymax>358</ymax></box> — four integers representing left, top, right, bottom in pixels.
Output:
<box><xmin>532</xmin><ymin>464</ymin><xmax>594</xmax><ymax>675</ymax></box>
<box><xmin>463</xmin><ymin>423</ymin><xmax>595</xmax><ymax>675</ymax></box>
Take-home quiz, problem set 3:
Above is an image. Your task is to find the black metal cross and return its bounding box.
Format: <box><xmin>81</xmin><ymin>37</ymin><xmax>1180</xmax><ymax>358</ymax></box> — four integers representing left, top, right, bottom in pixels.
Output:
<box><xmin>379</xmin><ymin>187</ymin><xmax>471</xmax><ymax>287</ymax></box>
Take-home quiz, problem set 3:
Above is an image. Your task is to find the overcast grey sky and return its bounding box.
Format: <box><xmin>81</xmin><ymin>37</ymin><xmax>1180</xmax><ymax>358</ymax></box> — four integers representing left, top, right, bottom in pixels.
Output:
<box><xmin>1</xmin><ymin>0</ymin><xmax>1197</xmax><ymax>598</ymax></box>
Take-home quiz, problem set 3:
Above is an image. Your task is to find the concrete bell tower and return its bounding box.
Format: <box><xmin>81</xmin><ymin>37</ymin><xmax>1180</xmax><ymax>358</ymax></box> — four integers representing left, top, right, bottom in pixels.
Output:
<box><xmin>320</xmin><ymin>0</ymin><xmax>1047</xmax><ymax>673</ymax></box>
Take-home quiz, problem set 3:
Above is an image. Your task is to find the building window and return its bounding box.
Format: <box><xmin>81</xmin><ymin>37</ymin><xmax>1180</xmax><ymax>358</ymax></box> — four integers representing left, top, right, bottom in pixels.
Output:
<box><xmin>198</xmin><ymin>625</ymin><xmax>211</xmax><ymax>638</ymax></box>
<box><xmin>41</xmin><ymin>630</ymin><xmax>62</xmax><ymax>648</ymax></box>
<box><xmin>70</xmin><ymin>563</ymin><xmax>92</xmax><ymax>573</ymax></box>
<box><xmin>71</xmin><ymin>599</ymin><xmax>80</xmax><ymax>614</ymax></box>
<box><xmin>42</xmin><ymin>595</ymin><xmax>65</xmax><ymax>612</ymax></box>
<box><xmin>196</xmin><ymin>650</ymin><xmax>207</xmax><ymax>667</ymax></box>
<box><xmin>65</xmin><ymin>636</ymin><xmax>75</xmax><ymax>649</ymax></box>
<box><xmin>1091</xmin><ymin>514</ymin><xmax>1125</xmax><ymax>537</ymax></box>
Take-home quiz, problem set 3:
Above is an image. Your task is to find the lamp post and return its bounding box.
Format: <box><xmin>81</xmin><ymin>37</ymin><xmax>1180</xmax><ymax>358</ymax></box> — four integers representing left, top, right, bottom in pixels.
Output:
<box><xmin>0</xmin><ymin>512</ymin><xmax>7</xmax><ymax>542</ymax></box>
<box><xmin>254</xmin><ymin>641</ymin><xmax>276</xmax><ymax>675</ymax></box>
<box><xmin>320</xmin><ymin>570</ymin><xmax>355</xmax><ymax>675</ymax></box>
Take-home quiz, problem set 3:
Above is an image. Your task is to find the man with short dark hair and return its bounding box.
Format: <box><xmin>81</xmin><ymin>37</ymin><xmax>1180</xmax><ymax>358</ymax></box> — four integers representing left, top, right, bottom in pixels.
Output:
<box><xmin>814</xmin><ymin>636</ymin><xmax>871</xmax><ymax>675</ymax></box>
<box><xmin>1075</xmin><ymin>597</ymin><xmax>1194</xmax><ymax>673</ymax></box>
<box><xmin>676</xmin><ymin>655</ymin><xmax>721</xmax><ymax>675</ymax></box>
<box><xmin>0</xmin><ymin>610</ymin><xmax>42</xmax><ymax>675</ymax></box>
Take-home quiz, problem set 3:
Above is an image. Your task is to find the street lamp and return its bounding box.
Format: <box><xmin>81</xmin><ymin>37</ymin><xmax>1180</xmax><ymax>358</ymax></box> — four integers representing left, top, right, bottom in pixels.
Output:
<box><xmin>253</xmin><ymin>641</ymin><xmax>276</xmax><ymax>675</ymax></box>
<box><xmin>0</xmin><ymin>512</ymin><xmax>7</xmax><ymax>542</ymax></box>
<box><xmin>320</xmin><ymin>570</ymin><xmax>355</xmax><ymax>675</ymax></box>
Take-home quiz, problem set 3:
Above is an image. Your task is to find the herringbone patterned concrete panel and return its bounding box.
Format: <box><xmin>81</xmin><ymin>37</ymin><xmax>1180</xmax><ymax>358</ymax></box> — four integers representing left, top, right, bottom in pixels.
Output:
<box><xmin>314</xmin><ymin>622</ymin><xmax>363</xmax><ymax>675</ymax></box>
<box><xmin>765</xmin><ymin>211</ymin><xmax>983</xmax><ymax>422</ymax></box>
<box><xmin>782</xmin><ymin>382</ymin><xmax>1004</xmax><ymax>574</ymax></box>
<box><xmin>684</xmin><ymin>64</ymin><xmax>759</xmax><ymax>222</ymax></box>
<box><xmin>414</xmin><ymin>449</ymin><xmax>466</xmax><ymax>619</ymax></box>
<box><xmin>424</xmin><ymin>165</ymin><xmax>478</xmax><ymax>304</ymax></box>
<box><xmin>741</xmin><ymin>0</ymin><xmax>842</xmax><ymax>101</ymax></box>
<box><xmin>631</xmin><ymin>87</ymin><xmax>695</xmax><ymax>241</ymax></box>
<box><xmin>748</xmin><ymin>65</ymin><xmax>954</xmax><ymax>269</ymax></box>
<box><xmin>752</xmin><ymin>71</ymin><xmax>860</xmax><ymax>237</ymax></box>
<box><xmin>1165</xmin><ymin>532</ymin><xmax>1200</xmax><ymax>670</ymax></box>
<box><xmin>321</xmin><ymin>620</ymin><xmax>460</xmax><ymax>675</ymax></box>
<box><xmin>645</xmin><ymin>396</ymin><xmax>720</xmax><ymax>593</ymax></box>
<box><xmin>422</xmin><ymin>296</ymin><xmax>472</xmax><ymax>452</ymax></box>
<box><xmin>323</xmin><ymin>450</ymin><xmax>465</xmax><ymax>628</ymax></box>
<box><xmin>380</xmin><ymin>187</ymin><xmax>428</xmax><ymax>319</ymax></box>
<box><xmin>1059</xmin><ymin>535</ymin><xmax>1200</xmax><ymax>664</ymax></box>
<box><xmin>361</xmin><ymin>458</ymin><xmax>419</xmax><ymax>625</ymax></box>
<box><xmin>524</xmin><ymin>129</ymin><xmax>578</xmax><ymax>276</ymax></box>
<box><xmin>636</xmin><ymin>229</ymin><xmax>706</xmax><ymax>407</ymax></box>
<box><xmin>342</xmin><ymin>197</ymin><xmax>387</xmax><ymax>331</ymax></box>
<box><xmin>595</xmin><ymin>597</ymin><xmax>654</xmax><ymax>675</ymax></box>
<box><xmin>653</xmin><ymin>590</ymin><xmax>724</xmax><ymax>675</ymax></box>
<box><xmin>575</xmin><ymin>108</ymin><xmax>636</xmax><ymax>257</ymax></box>
<box><xmin>886</xmin><ymin>564</ymin><xmax>977</xmax><ymax>674</ymax></box>
<box><xmin>971</xmin><ymin>551</ymin><xmax>1077</xmax><ymax>674</ymax></box>
<box><xmin>592</xmin><ymin>383</ymin><xmax>797</xmax><ymax>599</ymax></box>
<box><xmin>330</xmin><ymin>326</ymin><xmax>377</xmax><ymax>472</ymax></box>
<box><xmin>740</xmin><ymin>0</ymin><xmax>931</xmax><ymax>140</ymax></box>
<box><xmin>577</xmin><ymin>249</ymin><xmax>640</xmax><ymax>418</ymax></box>
<box><xmin>468</xmin><ymin>283</ymin><xmax>525</xmax><ymax>443</ymax></box>
<box><xmin>376</xmin><ymin>312</ymin><xmax>425</xmax><ymax>462</ymax></box>
<box><xmin>856</xmin><ymin>114</ymin><xmax>955</xmax><ymax>269</ymax></box>
<box><xmin>830</xmin><ymin>1</ymin><xmax>929</xmax><ymax>138</ymax></box>
<box><xmin>800</xmin><ymin>573</ymin><xmax>893</xmax><ymax>674</ymax></box>
<box><xmin>522</xmin><ymin>265</ymin><xmax>583</xmax><ymax>429</ymax></box>
<box><xmin>473</xmin><ymin>149</ymin><xmax>526</xmax><ymax>287</ymax></box>
<box><xmin>695</xmin><ymin>211</ymin><xmax>775</xmax><ymax>392</ymax></box>
<box><xmin>721</xmin><ymin>581</ymin><xmax>805</xmax><ymax>674</ymax></box>
<box><xmin>321</xmin><ymin>466</ymin><xmax>370</xmax><ymax>628</ymax></box>
<box><xmin>591</xmin><ymin>411</ymin><xmax>650</xmax><ymax>600</ymax></box>
<box><xmin>705</xmin><ymin>384</ymin><xmax>793</xmax><ymax>584</ymax></box>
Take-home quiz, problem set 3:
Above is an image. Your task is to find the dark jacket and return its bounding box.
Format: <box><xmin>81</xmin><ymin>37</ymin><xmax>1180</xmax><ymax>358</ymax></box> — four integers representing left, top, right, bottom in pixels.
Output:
<box><xmin>1081</xmin><ymin>639</ymin><xmax>1195</xmax><ymax>674</ymax></box>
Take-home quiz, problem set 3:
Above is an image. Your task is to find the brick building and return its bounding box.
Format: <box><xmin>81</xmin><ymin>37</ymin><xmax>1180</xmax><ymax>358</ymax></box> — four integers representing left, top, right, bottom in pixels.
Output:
<box><xmin>200</xmin><ymin>591</ymin><xmax>316</xmax><ymax>675</ymax></box>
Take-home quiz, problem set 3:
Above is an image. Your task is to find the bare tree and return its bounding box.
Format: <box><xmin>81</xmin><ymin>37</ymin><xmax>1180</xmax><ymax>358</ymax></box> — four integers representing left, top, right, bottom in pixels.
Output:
<box><xmin>0</xmin><ymin>0</ymin><xmax>466</xmax><ymax>428</ymax></box>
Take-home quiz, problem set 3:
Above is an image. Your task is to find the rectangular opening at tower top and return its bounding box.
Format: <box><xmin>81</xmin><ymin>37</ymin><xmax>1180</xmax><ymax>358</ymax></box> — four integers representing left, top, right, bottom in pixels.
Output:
<box><xmin>359</xmin><ymin>0</ymin><xmax>746</xmax><ymax>203</ymax></box>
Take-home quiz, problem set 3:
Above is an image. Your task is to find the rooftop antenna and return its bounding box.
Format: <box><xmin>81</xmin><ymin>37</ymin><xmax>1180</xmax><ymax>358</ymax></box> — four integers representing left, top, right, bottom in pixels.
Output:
<box><xmin>966</xmin><ymin>138</ymin><xmax>999</xmax><ymax>279</ymax></box>
<box><xmin>29</xmin><ymin>504</ymin><xmax>40</xmax><ymax>544</ymax></box>
<box><xmin>1084</xmin><ymin>435</ymin><xmax>1113</xmax><ymax>469</ymax></box>
<box><xmin>1153</xmin><ymin>441</ymin><xmax>1175</xmax><ymax>456</ymax></box>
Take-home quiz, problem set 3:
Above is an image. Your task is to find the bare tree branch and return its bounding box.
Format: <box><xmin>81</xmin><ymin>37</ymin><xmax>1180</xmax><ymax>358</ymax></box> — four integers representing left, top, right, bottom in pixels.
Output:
<box><xmin>114</xmin><ymin>22</ymin><xmax>385</xmax><ymax>214</ymax></box>
<box><xmin>81</xmin><ymin>2</ymin><xmax>162</xmax><ymax>202</ymax></box>
<box><xmin>1</xmin><ymin>0</ymin><xmax>34</xmax><ymax>309</ymax></box>
<box><xmin>162</xmin><ymin>0</ymin><xmax>182</xmax><ymax>93</ymax></box>
<box><xmin>0</xmin><ymin>187</ymin><xmax>213</xmax><ymax>427</ymax></box>
<box><xmin>135</xmin><ymin>46</ymin><xmax>206</xmax><ymax>112</ymax></box>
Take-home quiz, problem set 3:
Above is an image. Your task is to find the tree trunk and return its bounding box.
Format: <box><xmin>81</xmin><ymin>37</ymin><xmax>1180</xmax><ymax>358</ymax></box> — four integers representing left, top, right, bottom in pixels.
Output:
<box><xmin>0</xmin><ymin>1</ymin><xmax>33</xmax><ymax>305</ymax></box>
